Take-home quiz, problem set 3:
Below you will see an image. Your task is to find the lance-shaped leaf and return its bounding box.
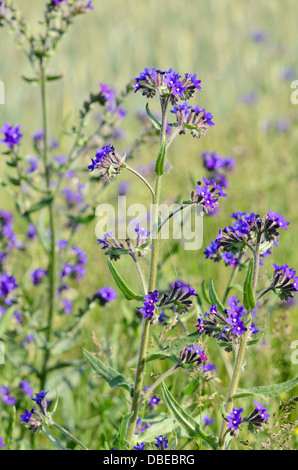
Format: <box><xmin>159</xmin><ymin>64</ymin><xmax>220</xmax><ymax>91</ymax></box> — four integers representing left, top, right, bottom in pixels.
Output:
<box><xmin>112</xmin><ymin>413</ymin><xmax>132</xmax><ymax>450</ymax></box>
<box><xmin>154</xmin><ymin>135</ymin><xmax>167</xmax><ymax>176</ymax></box>
<box><xmin>145</xmin><ymin>102</ymin><xmax>162</xmax><ymax>130</ymax></box>
<box><xmin>145</xmin><ymin>330</ymin><xmax>200</xmax><ymax>363</ymax></box>
<box><xmin>83</xmin><ymin>350</ymin><xmax>134</xmax><ymax>395</ymax></box>
<box><xmin>243</xmin><ymin>259</ymin><xmax>255</xmax><ymax>310</ymax></box>
<box><xmin>232</xmin><ymin>376</ymin><xmax>298</xmax><ymax>400</ymax></box>
<box><xmin>209</xmin><ymin>277</ymin><xmax>225</xmax><ymax>314</ymax></box>
<box><xmin>43</xmin><ymin>427</ymin><xmax>68</xmax><ymax>451</ymax></box>
<box><xmin>162</xmin><ymin>382</ymin><xmax>218</xmax><ymax>450</ymax></box>
<box><xmin>23</xmin><ymin>197</ymin><xmax>54</xmax><ymax>215</ymax></box>
<box><xmin>107</xmin><ymin>258</ymin><xmax>144</xmax><ymax>301</ymax></box>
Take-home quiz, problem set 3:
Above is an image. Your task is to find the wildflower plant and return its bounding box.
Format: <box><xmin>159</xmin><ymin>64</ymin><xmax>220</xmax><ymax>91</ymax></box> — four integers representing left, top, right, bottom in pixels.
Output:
<box><xmin>0</xmin><ymin>0</ymin><xmax>297</xmax><ymax>453</ymax></box>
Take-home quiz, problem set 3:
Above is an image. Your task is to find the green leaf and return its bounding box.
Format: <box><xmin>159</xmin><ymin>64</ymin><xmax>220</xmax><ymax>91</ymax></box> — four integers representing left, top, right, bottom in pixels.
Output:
<box><xmin>22</xmin><ymin>75</ymin><xmax>41</xmax><ymax>85</ymax></box>
<box><xmin>145</xmin><ymin>103</ymin><xmax>162</xmax><ymax>130</ymax></box>
<box><xmin>232</xmin><ymin>377</ymin><xmax>298</xmax><ymax>400</ymax></box>
<box><xmin>43</xmin><ymin>426</ymin><xmax>68</xmax><ymax>450</ymax></box>
<box><xmin>209</xmin><ymin>277</ymin><xmax>225</xmax><ymax>314</ymax></box>
<box><xmin>68</xmin><ymin>209</ymin><xmax>96</xmax><ymax>225</ymax></box>
<box><xmin>154</xmin><ymin>135</ymin><xmax>167</xmax><ymax>176</ymax></box>
<box><xmin>161</xmin><ymin>382</ymin><xmax>218</xmax><ymax>450</ymax></box>
<box><xmin>0</xmin><ymin>306</ymin><xmax>15</xmax><ymax>336</ymax></box>
<box><xmin>83</xmin><ymin>349</ymin><xmax>134</xmax><ymax>394</ymax></box>
<box><xmin>107</xmin><ymin>258</ymin><xmax>144</xmax><ymax>301</ymax></box>
<box><xmin>201</xmin><ymin>279</ymin><xmax>211</xmax><ymax>305</ymax></box>
<box><xmin>46</xmin><ymin>73</ymin><xmax>65</xmax><ymax>82</ymax></box>
<box><xmin>243</xmin><ymin>259</ymin><xmax>255</xmax><ymax>310</ymax></box>
<box><xmin>145</xmin><ymin>330</ymin><xmax>200</xmax><ymax>363</ymax></box>
<box><xmin>113</xmin><ymin>413</ymin><xmax>132</xmax><ymax>450</ymax></box>
<box><xmin>259</xmin><ymin>241</ymin><xmax>274</xmax><ymax>254</ymax></box>
<box><xmin>23</xmin><ymin>197</ymin><xmax>54</xmax><ymax>215</ymax></box>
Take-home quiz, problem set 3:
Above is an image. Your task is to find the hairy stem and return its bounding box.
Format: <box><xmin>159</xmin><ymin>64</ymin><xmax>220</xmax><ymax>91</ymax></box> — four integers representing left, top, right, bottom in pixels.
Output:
<box><xmin>39</xmin><ymin>61</ymin><xmax>56</xmax><ymax>390</ymax></box>
<box><xmin>126</xmin><ymin>97</ymin><xmax>169</xmax><ymax>446</ymax></box>
<box><xmin>50</xmin><ymin>422</ymin><xmax>89</xmax><ymax>450</ymax></box>
<box><xmin>125</xmin><ymin>165</ymin><xmax>155</xmax><ymax>201</ymax></box>
<box><xmin>219</xmin><ymin>233</ymin><xmax>262</xmax><ymax>449</ymax></box>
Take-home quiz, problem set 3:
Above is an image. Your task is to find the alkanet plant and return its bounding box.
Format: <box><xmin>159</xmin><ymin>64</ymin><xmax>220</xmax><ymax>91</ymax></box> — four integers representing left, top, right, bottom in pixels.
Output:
<box><xmin>0</xmin><ymin>0</ymin><xmax>297</xmax><ymax>452</ymax></box>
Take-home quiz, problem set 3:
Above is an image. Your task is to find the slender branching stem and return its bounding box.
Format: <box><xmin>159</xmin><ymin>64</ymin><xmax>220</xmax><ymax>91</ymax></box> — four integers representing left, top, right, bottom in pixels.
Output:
<box><xmin>219</xmin><ymin>232</ymin><xmax>262</xmax><ymax>449</ymax></box>
<box><xmin>126</xmin><ymin>97</ymin><xmax>170</xmax><ymax>446</ymax></box>
<box><xmin>141</xmin><ymin>365</ymin><xmax>177</xmax><ymax>405</ymax></box>
<box><xmin>50</xmin><ymin>422</ymin><xmax>89</xmax><ymax>450</ymax></box>
<box><xmin>125</xmin><ymin>165</ymin><xmax>155</xmax><ymax>201</ymax></box>
<box><xmin>39</xmin><ymin>61</ymin><xmax>56</xmax><ymax>390</ymax></box>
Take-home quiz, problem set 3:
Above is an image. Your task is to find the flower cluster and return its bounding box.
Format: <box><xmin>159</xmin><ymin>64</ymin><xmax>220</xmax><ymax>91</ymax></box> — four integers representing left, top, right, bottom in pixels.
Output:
<box><xmin>201</xmin><ymin>151</ymin><xmax>235</xmax><ymax>188</ymax></box>
<box><xmin>244</xmin><ymin>400</ymin><xmax>270</xmax><ymax>432</ymax></box>
<box><xmin>99</xmin><ymin>83</ymin><xmax>126</xmax><ymax>119</ymax></box>
<box><xmin>158</xmin><ymin>282</ymin><xmax>198</xmax><ymax>315</ymax></box>
<box><xmin>93</xmin><ymin>286</ymin><xmax>117</xmax><ymax>305</ymax></box>
<box><xmin>60</xmin><ymin>244</ymin><xmax>87</xmax><ymax>282</ymax></box>
<box><xmin>205</xmin><ymin>211</ymin><xmax>289</xmax><ymax>268</ymax></box>
<box><xmin>272</xmin><ymin>264</ymin><xmax>298</xmax><ymax>301</ymax></box>
<box><xmin>155</xmin><ymin>435</ymin><xmax>169</xmax><ymax>450</ymax></box>
<box><xmin>139</xmin><ymin>290</ymin><xmax>159</xmax><ymax>319</ymax></box>
<box><xmin>0</xmin><ymin>123</ymin><xmax>23</xmax><ymax>148</ymax></box>
<box><xmin>0</xmin><ymin>385</ymin><xmax>16</xmax><ymax>406</ymax></box>
<box><xmin>31</xmin><ymin>268</ymin><xmax>47</xmax><ymax>286</ymax></box>
<box><xmin>0</xmin><ymin>272</ymin><xmax>18</xmax><ymax>316</ymax></box>
<box><xmin>134</xmin><ymin>67</ymin><xmax>202</xmax><ymax>104</ymax></box>
<box><xmin>190</xmin><ymin>177</ymin><xmax>227</xmax><ymax>214</ymax></box>
<box><xmin>227</xmin><ymin>407</ymin><xmax>243</xmax><ymax>432</ymax></box>
<box><xmin>196</xmin><ymin>298</ymin><xmax>260</xmax><ymax>347</ymax></box>
<box><xmin>176</xmin><ymin>344</ymin><xmax>208</xmax><ymax>369</ymax></box>
<box><xmin>0</xmin><ymin>209</ymin><xmax>22</xmax><ymax>266</ymax></box>
<box><xmin>88</xmin><ymin>144</ymin><xmax>124</xmax><ymax>181</ymax></box>
<box><xmin>170</xmin><ymin>103</ymin><xmax>214</xmax><ymax>138</ymax></box>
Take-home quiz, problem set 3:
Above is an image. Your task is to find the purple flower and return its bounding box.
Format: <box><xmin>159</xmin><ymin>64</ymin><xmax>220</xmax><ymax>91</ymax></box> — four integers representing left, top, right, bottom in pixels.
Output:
<box><xmin>0</xmin><ymin>272</ymin><xmax>18</xmax><ymax>297</ymax></box>
<box><xmin>62</xmin><ymin>298</ymin><xmax>73</xmax><ymax>314</ymax></box>
<box><xmin>118</xmin><ymin>181</ymin><xmax>130</xmax><ymax>196</ymax></box>
<box><xmin>134</xmin><ymin>442</ymin><xmax>146</xmax><ymax>450</ymax></box>
<box><xmin>19</xmin><ymin>381</ymin><xmax>33</xmax><ymax>397</ymax></box>
<box><xmin>0</xmin><ymin>386</ymin><xmax>16</xmax><ymax>406</ymax></box>
<box><xmin>99</xmin><ymin>83</ymin><xmax>115</xmax><ymax>102</ymax></box>
<box><xmin>227</xmin><ymin>407</ymin><xmax>243</xmax><ymax>431</ymax></box>
<box><xmin>149</xmin><ymin>396</ymin><xmax>160</xmax><ymax>407</ymax></box>
<box><xmin>1</xmin><ymin>123</ymin><xmax>23</xmax><ymax>148</ymax></box>
<box><xmin>155</xmin><ymin>435</ymin><xmax>169</xmax><ymax>450</ymax></box>
<box><xmin>31</xmin><ymin>268</ymin><xmax>47</xmax><ymax>286</ymax></box>
<box><xmin>249</xmin><ymin>323</ymin><xmax>260</xmax><ymax>335</ymax></box>
<box><xmin>26</xmin><ymin>156</ymin><xmax>38</xmax><ymax>174</ymax></box>
<box><xmin>239</xmin><ymin>92</ymin><xmax>258</xmax><ymax>105</ymax></box>
<box><xmin>32</xmin><ymin>390</ymin><xmax>49</xmax><ymax>412</ymax></box>
<box><xmin>27</xmin><ymin>224</ymin><xmax>37</xmax><ymax>239</ymax></box>
<box><xmin>279</xmin><ymin>68</ymin><xmax>295</xmax><ymax>81</ymax></box>
<box><xmin>203</xmin><ymin>416</ymin><xmax>214</xmax><ymax>425</ymax></box>
<box><xmin>139</xmin><ymin>290</ymin><xmax>159</xmax><ymax>319</ymax></box>
<box><xmin>249</xmin><ymin>30</ymin><xmax>268</xmax><ymax>43</ymax></box>
<box><xmin>95</xmin><ymin>286</ymin><xmax>117</xmax><ymax>304</ymax></box>
<box><xmin>0</xmin><ymin>437</ymin><xmax>6</xmax><ymax>447</ymax></box>
<box><xmin>202</xmin><ymin>363</ymin><xmax>216</xmax><ymax>372</ymax></box>
<box><xmin>19</xmin><ymin>409</ymin><xmax>33</xmax><ymax>424</ymax></box>
<box><xmin>254</xmin><ymin>400</ymin><xmax>270</xmax><ymax>420</ymax></box>
<box><xmin>196</xmin><ymin>177</ymin><xmax>227</xmax><ymax>212</ymax></box>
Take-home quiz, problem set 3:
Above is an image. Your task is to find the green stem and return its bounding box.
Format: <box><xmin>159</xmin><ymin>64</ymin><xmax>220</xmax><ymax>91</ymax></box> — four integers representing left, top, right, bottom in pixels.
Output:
<box><xmin>39</xmin><ymin>61</ymin><xmax>56</xmax><ymax>390</ymax></box>
<box><xmin>50</xmin><ymin>422</ymin><xmax>89</xmax><ymax>451</ymax></box>
<box><xmin>126</xmin><ymin>97</ymin><xmax>169</xmax><ymax>446</ymax></box>
<box><xmin>141</xmin><ymin>365</ymin><xmax>177</xmax><ymax>405</ymax></box>
<box><xmin>125</xmin><ymin>165</ymin><xmax>155</xmax><ymax>201</ymax></box>
<box><xmin>219</xmin><ymin>233</ymin><xmax>262</xmax><ymax>449</ymax></box>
